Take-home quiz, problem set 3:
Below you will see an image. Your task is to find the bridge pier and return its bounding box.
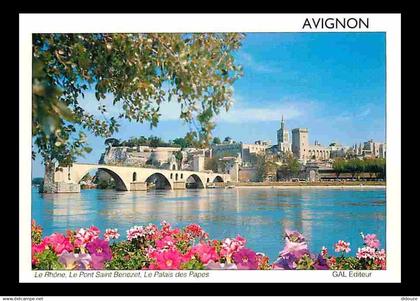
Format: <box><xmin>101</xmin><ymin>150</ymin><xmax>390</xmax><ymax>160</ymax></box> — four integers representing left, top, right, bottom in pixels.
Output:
<box><xmin>173</xmin><ymin>181</ymin><xmax>186</xmax><ymax>190</ymax></box>
<box><xmin>56</xmin><ymin>182</ymin><xmax>81</xmax><ymax>193</ymax></box>
<box><xmin>130</xmin><ymin>182</ymin><xmax>147</xmax><ymax>191</ymax></box>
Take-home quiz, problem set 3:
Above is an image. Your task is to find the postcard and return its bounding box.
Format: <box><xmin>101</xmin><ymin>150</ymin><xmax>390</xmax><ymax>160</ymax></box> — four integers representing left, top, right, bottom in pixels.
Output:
<box><xmin>19</xmin><ymin>13</ymin><xmax>401</xmax><ymax>284</ymax></box>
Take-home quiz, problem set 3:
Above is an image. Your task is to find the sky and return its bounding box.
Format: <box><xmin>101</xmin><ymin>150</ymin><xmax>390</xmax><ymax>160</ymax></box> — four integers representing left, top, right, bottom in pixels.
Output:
<box><xmin>32</xmin><ymin>32</ymin><xmax>386</xmax><ymax>178</ymax></box>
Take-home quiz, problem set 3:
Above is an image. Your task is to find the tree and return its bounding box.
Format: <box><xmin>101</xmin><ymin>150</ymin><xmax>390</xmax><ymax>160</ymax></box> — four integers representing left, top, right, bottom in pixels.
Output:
<box><xmin>148</xmin><ymin>136</ymin><xmax>163</xmax><ymax>148</ymax></box>
<box><xmin>104</xmin><ymin>138</ymin><xmax>120</xmax><ymax>147</ymax></box>
<box><xmin>33</xmin><ymin>33</ymin><xmax>244</xmax><ymax>191</ymax></box>
<box><xmin>172</xmin><ymin>137</ymin><xmax>189</xmax><ymax>149</ymax></box>
<box><xmin>333</xmin><ymin>158</ymin><xmax>346</xmax><ymax>179</ymax></box>
<box><xmin>173</xmin><ymin>150</ymin><xmax>184</xmax><ymax>166</ymax></box>
<box><xmin>212</xmin><ymin>137</ymin><xmax>221</xmax><ymax>145</ymax></box>
<box><xmin>256</xmin><ymin>153</ymin><xmax>279</xmax><ymax>182</ymax></box>
<box><xmin>346</xmin><ymin>159</ymin><xmax>364</xmax><ymax>179</ymax></box>
<box><xmin>205</xmin><ymin>157</ymin><xmax>219</xmax><ymax>172</ymax></box>
<box><xmin>278</xmin><ymin>154</ymin><xmax>301</xmax><ymax>180</ymax></box>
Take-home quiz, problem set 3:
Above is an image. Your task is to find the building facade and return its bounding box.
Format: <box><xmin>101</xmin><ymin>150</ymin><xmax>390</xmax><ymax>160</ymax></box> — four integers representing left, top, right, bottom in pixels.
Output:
<box><xmin>350</xmin><ymin>140</ymin><xmax>386</xmax><ymax>159</ymax></box>
<box><xmin>211</xmin><ymin>141</ymin><xmax>270</xmax><ymax>164</ymax></box>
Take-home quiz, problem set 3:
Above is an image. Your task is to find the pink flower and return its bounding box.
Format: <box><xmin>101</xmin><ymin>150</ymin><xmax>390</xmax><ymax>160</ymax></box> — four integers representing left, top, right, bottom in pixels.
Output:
<box><xmin>32</xmin><ymin>241</ymin><xmax>47</xmax><ymax>254</ymax></box>
<box><xmin>363</xmin><ymin>234</ymin><xmax>381</xmax><ymax>249</ymax></box>
<box><xmin>278</xmin><ymin>230</ymin><xmax>309</xmax><ymax>260</ymax></box>
<box><xmin>152</xmin><ymin>249</ymin><xmax>183</xmax><ymax>270</ymax></box>
<box><xmin>185</xmin><ymin>224</ymin><xmax>208</xmax><ymax>239</ymax></box>
<box><xmin>86</xmin><ymin>238</ymin><xmax>112</xmax><ymax>261</ymax></box>
<box><xmin>233</xmin><ymin>247</ymin><xmax>258</xmax><ymax>270</ymax></box>
<box><xmin>280</xmin><ymin>240</ymin><xmax>309</xmax><ymax>259</ymax></box>
<box><xmin>104</xmin><ymin>228</ymin><xmax>120</xmax><ymax>241</ymax></box>
<box><xmin>356</xmin><ymin>246</ymin><xmax>376</xmax><ymax>260</ymax></box>
<box><xmin>374</xmin><ymin>249</ymin><xmax>386</xmax><ymax>269</ymax></box>
<box><xmin>127</xmin><ymin>224</ymin><xmax>158</xmax><ymax>241</ymax></box>
<box><xmin>32</xmin><ymin>241</ymin><xmax>48</xmax><ymax>265</ymax></box>
<box><xmin>284</xmin><ymin>229</ymin><xmax>305</xmax><ymax>243</ymax></box>
<box><xmin>75</xmin><ymin>226</ymin><xmax>100</xmax><ymax>246</ymax></box>
<box><xmin>220</xmin><ymin>235</ymin><xmax>246</xmax><ymax>258</ymax></box>
<box><xmin>43</xmin><ymin>233</ymin><xmax>74</xmax><ymax>255</ymax></box>
<box><xmin>155</xmin><ymin>235</ymin><xmax>176</xmax><ymax>249</ymax></box>
<box><xmin>321</xmin><ymin>246</ymin><xmax>328</xmax><ymax>257</ymax></box>
<box><xmin>334</xmin><ymin>240</ymin><xmax>351</xmax><ymax>253</ymax></box>
<box><xmin>191</xmin><ymin>243</ymin><xmax>219</xmax><ymax>264</ymax></box>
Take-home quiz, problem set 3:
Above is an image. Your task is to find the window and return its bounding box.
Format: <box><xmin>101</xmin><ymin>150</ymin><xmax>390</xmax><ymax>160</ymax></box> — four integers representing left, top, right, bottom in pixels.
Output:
<box><xmin>170</xmin><ymin>173</ymin><xmax>173</xmax><ymax>179</ymax></box>
<box><xmin>175</xmin><ymin>174</ymin><xmax>178</xmax><ymax>181</ymax></box>
<box><xmin>132</xmin><ymin>172</ymin><xmax>137</xmax><ymax>182</ymax></box>
<box><xmin>180</xmin><ymin>174</ymin><xmax>183</xmax><ymax>179</ymax></box>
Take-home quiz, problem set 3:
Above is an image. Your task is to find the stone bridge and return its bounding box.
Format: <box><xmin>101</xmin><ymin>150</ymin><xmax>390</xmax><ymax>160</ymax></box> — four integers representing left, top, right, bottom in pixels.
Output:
<box><xmin>53</xmin><ymin>163</ymin><xmax>230</xmax><ymax>192</ymax></box>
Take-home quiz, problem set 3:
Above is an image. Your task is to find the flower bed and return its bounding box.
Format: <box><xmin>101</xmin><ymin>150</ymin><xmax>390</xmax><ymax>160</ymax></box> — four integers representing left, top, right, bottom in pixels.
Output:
<box><xmin>31</xmin><ymin>220</ymin><xmax>386</xmax><ymax>270</ymax></box>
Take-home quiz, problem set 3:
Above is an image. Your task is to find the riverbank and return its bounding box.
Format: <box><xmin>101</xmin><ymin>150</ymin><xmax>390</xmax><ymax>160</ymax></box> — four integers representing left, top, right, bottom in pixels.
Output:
<box><xmin>233</xmin><ymin>181</ymin><xmax>385</xmax><ymax>189</ymax></box>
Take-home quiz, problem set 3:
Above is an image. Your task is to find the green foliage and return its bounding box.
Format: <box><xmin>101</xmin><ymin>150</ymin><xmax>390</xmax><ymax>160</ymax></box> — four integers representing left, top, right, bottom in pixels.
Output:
<box><xmin>174</xmin><ymin>150</ymin><xmax>183</xmax><ymax>165</ymax></box>
<box><xmin>332</xmin><ymin>158</ymin><xmax>346</xmax><ymax>178</ymax></box>
<box><xmin>118</xmin><ymin>135</ymin><xmax>178</xmax><ymax>148</ymax></box>
<box><xmin>104</xmin><ymin>138</ymin><xmax>120</xmax><ymax>147</ymax></box>
<box><xmin>278</xmin><ymin>153</ymin><xmax>301</xmax><ymax>180</ymax></box>
<box><xmin>212</xmin><ymin>137</ymin><xmax>221</xmax><ymax>145</ymax></box>
<box><xmin>32</xmin><ymin>177</ymin><xmax>44</xmax><ymax>185</ymax></box>
<box><xmin>256</xmin><ymin>153</ymin><xmax>279</xmax><ymax>182</ymax></box>
<box><xmin>332</xmin><ymin>158</ymin><xmax>386</xmax><ymax>179</ymax></box>
<box><xmin>329</xmin><ymin>256</ymin><xmax>364</xmax><ymax>270</ymax></box>
<box><xmin>33</xmin><ymin>33</ymin><xmax>244</xmax><ymax>167</ymax></box>
<box><xmin>105</xmin><ymin>241</ymin><xmax>148</xmax><ymax>270</ymax></box>
<box><xmin>31</xmin><ymin>221</ymin><xmax>43</xmax><ymax>244</ymax></box>
<box><xmin>172</xmin><ymin>137</ymin><xmax>189</xmax><ymax>148</ymax></box>
<box><xmin>296</xmin><ymin>254</ymin><xmax>315</xmax><ymax>270</ymax></box>
<box><xmin>205</xmin><ymin>157</ymin><xmax>219</xmax><ymax>172</ymax></box>
<box><xmin>33</xmin><ymin>249</ymin><xmax>63</xmax><ymax>270</ymax></box>
<box><xmin>95</xmin><ymin>178</ymin><xmax>115</xmax><ymax>189</ymax></box>
<box><xmin>181</xmin><ymin>258</ymin><xmax>205</xmax><ymax>270</ymax></box>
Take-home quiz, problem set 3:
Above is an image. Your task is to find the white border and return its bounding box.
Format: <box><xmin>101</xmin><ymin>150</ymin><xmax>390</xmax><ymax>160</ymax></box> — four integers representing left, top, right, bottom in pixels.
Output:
<box><xmin>19</xmin><ymin>13</ymin><xmax>401</xmax><ymax>283</ymax></box>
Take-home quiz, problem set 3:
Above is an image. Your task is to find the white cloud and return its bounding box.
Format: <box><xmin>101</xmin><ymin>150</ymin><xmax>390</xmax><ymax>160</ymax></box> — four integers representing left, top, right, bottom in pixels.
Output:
<box><xmin>334</xmin><ymin>106</ymin><xmax>372</xmax><ymax>122</ymax></box>
<box><xmin>77</xmin><ymin>91</ymin><xmax>314</xmax><ymax>125</ymax></box>
<box><xmin>238</xmin><ymin>52</ymin><xmax>282</xmax><ymax>74</ymax></box>
<box><xmin>214</xmin><ymin>97</ymin><xmax>317</xmax><ymax>123</ymax></box>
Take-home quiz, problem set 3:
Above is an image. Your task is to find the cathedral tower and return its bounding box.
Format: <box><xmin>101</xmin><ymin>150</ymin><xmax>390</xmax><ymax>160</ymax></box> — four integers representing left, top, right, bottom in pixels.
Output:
<box><xmin>277</xmin><ymin>115</ymin><xmax>291</xmax><ymax>154</ymax></box>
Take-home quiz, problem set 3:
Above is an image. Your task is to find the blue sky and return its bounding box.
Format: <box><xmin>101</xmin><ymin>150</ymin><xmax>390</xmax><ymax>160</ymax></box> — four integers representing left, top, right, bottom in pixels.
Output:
<box><xmin>32</xmin><ymin>32</ymin><xmax>386</xmax><ymax>177</ymax></box>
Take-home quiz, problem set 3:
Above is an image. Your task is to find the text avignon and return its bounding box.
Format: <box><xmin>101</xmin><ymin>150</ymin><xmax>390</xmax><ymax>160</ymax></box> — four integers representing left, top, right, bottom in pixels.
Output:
<box><xmin>302</xmin><ymin>18</ymin><xmax>369</xmax><ymax>29</ymax></box>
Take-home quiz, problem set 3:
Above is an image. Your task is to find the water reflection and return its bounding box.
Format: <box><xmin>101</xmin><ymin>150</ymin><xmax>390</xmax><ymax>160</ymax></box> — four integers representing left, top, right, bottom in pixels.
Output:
<box><xmin>32</xmin><ymin>187</ymin><xmax>386</xmax><ymax>260</ymax></box>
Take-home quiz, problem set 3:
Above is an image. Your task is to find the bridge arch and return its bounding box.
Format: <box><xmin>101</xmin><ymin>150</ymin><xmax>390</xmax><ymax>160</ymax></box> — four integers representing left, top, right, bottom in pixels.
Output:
<box><xmin>77</xmin><ymin>167</ymin><xmax>129</xmax><ymax>191</ymax></box>
<box><xmin>145</xmin><ymin>172</ymin><xmax>172</xmax><ymax>190</ymax></box>
<box><xmin>186</xmin><ymin>174</ymin><xmax>204</xmax><ymax>189</ymax></box>
<box><xmin>213</xmin><ymin>175</ymin><xmax>224</xmax><ymax>183</ymax></box>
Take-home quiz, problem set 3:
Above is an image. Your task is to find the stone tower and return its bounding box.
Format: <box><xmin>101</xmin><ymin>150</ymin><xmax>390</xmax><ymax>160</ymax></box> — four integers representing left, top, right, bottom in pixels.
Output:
<box><xmin>292</xmin><ymin>128</ymin><xmax>309</xmax><ymax>161</ymax></box>
<box><xmin>277</xmin><ymin>115</ymin><xmax>291</xmax><ymax>154</ymax></box>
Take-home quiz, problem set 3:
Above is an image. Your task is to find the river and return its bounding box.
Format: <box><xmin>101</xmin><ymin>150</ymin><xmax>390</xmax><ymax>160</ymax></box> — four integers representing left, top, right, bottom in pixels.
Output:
<box><xmin>32</xmin><ymin>187</ymin><xmax>386</xmax><ymax>260</ymax></box>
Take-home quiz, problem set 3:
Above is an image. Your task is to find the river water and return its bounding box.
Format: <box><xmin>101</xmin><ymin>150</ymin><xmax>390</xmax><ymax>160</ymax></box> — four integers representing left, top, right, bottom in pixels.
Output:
<box><xmin>32</xmin><ymin>187</ymin><xmax>386</xmax><ymax>260</ymax></box>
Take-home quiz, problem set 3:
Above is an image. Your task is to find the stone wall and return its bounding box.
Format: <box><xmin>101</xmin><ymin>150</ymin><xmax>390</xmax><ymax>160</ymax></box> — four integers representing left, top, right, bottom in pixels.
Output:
<box><xmin>238</xmin><ymin>167</ymin><xmax>258</xmax><ymax>182</ymax></box>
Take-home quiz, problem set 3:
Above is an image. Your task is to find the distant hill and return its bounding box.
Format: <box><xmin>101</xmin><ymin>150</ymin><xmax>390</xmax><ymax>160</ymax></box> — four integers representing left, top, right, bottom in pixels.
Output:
<box><xmin>32</xmin><ymin>177</ymin><xmax>43</xmax><ymax>185</ymax></box>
